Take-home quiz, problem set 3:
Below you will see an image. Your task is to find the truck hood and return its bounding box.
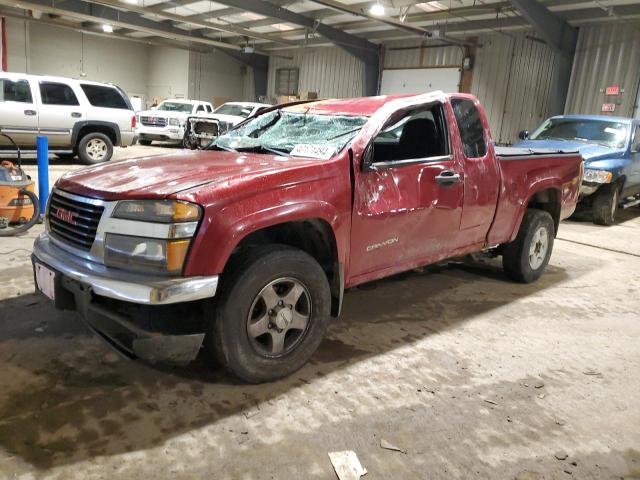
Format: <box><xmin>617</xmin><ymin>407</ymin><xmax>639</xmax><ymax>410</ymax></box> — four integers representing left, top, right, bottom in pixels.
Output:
<box><xmin>514</xmin><ymin>139</ymin><xmax>625</xmax><ymax>162</ymax></box>
<box><xmin>196</xmin><ymin>113</ymin><xmax>244</xmax><ymax>125</ymax></box>
<box><xmin>56</xmin><ymin>150</ymin><xmax>321</xmax><ymax>200</ymax></box>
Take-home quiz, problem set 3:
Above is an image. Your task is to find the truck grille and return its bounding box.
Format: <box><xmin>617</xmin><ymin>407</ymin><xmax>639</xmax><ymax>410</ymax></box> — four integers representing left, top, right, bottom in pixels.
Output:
<box><xmin>140</xmin><ymin>116</ymin><xmax>167</xmax><ymax>127</ymax></box>
<box><xmin>48</xmin><ymin>191</ymin><xmax>104</xmax><ymax>251</ymax></box>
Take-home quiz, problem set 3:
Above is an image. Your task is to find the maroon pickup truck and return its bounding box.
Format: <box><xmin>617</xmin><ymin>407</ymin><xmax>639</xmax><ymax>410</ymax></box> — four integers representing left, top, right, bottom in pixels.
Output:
<box><xmin>32</xmin><ymin>92</ymin><xmax>583</xmax><ymax>383</ymax></box>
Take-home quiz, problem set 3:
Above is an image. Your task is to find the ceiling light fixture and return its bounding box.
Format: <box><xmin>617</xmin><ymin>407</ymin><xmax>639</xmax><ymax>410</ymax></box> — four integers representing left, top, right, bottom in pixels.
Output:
<box><xmin>102</xmin><ymin>24</ymin><xmax>114</xmax><ymax>33</ymax></box>
<box><xmin>124</xmin><ymin>0</ymin><xmax>137</xmax><ymax>4</ymax></box>
<box><xmin>369</xmin><ymin>2</ymin><xmax>385</xmax><ymax>16</ymax></box>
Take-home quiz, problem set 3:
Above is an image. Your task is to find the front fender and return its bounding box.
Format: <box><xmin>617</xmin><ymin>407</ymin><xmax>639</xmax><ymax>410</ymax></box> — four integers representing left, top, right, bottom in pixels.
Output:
<box><xmin>184</xmin><ymin>194</ymin><xmax>349</xmax><ymax>277</ymax></box>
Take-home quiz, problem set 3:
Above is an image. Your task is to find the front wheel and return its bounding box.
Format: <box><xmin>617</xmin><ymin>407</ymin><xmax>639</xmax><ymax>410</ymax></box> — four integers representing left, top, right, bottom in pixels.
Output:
<box><xmin>206</xmin><ymin>245</ymin><xmax>332</xmax><ymax>383</ymax></box>
<box><xmin>502</xmin><ymin>209</ymin><xmax>555</xmax><ymax>283</ymax></box>
<box><xmin>138</xmin><ymin>139</ymin><xmax>152</xmax><ymax>146</ymax></box>
<box><xmin>78</xmin><ymin>132</ymin><xmax>113</xmax><ymax>164</ymax></box>
<box><xmin>592</xmin><ymin>184</ymin><xmax>619</xmax><ymax>226</ymax></box>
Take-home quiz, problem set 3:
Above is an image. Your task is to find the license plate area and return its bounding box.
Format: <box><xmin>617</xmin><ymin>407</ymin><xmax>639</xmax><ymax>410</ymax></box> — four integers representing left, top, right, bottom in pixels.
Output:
<box><xmin>35</xmin><ymin>262</ymin><xmax>56</xmax><ymax>301</ymax></box>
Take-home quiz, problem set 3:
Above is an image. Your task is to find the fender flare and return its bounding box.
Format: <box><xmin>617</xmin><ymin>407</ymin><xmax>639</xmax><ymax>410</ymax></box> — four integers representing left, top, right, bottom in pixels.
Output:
<box><xmin>509</xmin><ymin>179</ymin><xmax>562</xmax><ymax>241</ymax></box>
<box><xmin>72</xmin><ymin>121</ymin><xmax>121</xmax><ymax>146</ymax></box>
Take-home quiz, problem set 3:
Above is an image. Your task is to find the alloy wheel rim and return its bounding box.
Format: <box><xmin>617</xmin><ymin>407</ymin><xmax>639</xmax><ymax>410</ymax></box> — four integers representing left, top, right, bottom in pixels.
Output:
<box><xmin>528</xmin><ymin>226</ymin><xmax>549</xmax><ymax>270</ymax></box>
<box><xmin>246</xmin><ymin>277</ymin><xmax>312</xmax><ymax>357</ymax></box>
<box><xmin>86</xmin><ymin>138</ymin><xmax>107</xmax><ymax>161</ymax></box>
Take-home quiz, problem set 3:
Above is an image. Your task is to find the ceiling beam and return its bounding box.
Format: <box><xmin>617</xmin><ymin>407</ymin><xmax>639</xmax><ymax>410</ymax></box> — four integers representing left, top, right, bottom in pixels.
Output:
<box><xmin>201</xmin><ymin>0</ymin><xmax>380</xmax><ymax>63</ymax></box>
<box><xmin>508</xmin><ymin>0</ymin><xmax>577</xmax><ymax>58</ymax></box>
<box><xmin>76</xmin><ymin>0</ymin><xmax>297</xmax><ymax>45</ymax></box>
<box><xmin>0</xmin><ymin>0</ymin><xmax>243</xmax><ymax>50</ymax></box>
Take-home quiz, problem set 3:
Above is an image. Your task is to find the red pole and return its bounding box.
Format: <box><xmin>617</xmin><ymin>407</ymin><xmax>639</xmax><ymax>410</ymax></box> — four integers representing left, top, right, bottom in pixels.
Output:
<box><xmin>1</xmin><ymin>17</ymin><xmax>7</xmax><ymax>72</ymax></box>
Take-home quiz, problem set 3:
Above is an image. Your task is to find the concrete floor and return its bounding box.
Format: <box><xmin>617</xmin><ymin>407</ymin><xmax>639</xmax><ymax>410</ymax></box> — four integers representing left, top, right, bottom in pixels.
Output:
<box><xmin>0</xmin><ymin>147</ymin><xmax>639</xmax><ymax>479</ymax></box>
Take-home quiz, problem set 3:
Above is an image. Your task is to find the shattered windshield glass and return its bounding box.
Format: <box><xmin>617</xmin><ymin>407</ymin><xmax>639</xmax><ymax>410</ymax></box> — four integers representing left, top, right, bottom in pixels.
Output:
<box><xmin>214</xmin><ymin>110</ymin><xmax>368</xmax><ymax>159</ymax></box>
<box><xmin>530</xmin><ymin>118</ymin><xmax>629</xmax><ymax>149</ymax></box>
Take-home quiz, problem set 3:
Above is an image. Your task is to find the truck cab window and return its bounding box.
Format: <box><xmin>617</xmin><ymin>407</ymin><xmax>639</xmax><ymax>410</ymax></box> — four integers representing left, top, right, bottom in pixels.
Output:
<box><xmin>372</xmin><ymin>103</ymin><xmax>449</xmax><ymax>163</ymax></box>
<box><xmin>0</xmin><ymin>79</ymin><xmax>33</xmax><ymax>103</ymax></box>
<box><xmin>451</xmin><ymin>98</ymin><xmax>486</xmax><ymax>158</ymax></box>
<box><xmin>196</xmin><ymin>105</ymin><xmax>205</xmax><ymax>113</ymax></box>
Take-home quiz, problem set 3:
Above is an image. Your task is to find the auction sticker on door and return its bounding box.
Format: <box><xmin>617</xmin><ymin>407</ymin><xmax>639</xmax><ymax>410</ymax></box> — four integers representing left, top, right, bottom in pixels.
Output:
<box><xmin>34</xmin><ymin>263</ymin><xmax>55</xmax><ymax>300</ymax></box>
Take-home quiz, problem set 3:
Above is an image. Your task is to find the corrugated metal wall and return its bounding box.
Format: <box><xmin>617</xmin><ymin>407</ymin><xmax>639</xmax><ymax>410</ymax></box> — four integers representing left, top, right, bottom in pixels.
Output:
<box><xmin>565</xmin><ymin>23</ymin><xmax>640</xmax><ymax>117</ymax></box>
<box><xmin>266</xmin><ymin>47</ymin><xmax>364</xmax><ymax>100</ymax></box>
<box><xmin>471</xmin><ymin>31</ymin><xmax>558</xmax><ymax>144</ymax></box>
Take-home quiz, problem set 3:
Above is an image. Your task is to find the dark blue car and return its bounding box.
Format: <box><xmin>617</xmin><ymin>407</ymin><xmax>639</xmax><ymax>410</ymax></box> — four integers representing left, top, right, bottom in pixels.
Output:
<box><xmin>515</xmin><ymin>115</ymin><xmax>640</xmax><ymax>225</ymax></box>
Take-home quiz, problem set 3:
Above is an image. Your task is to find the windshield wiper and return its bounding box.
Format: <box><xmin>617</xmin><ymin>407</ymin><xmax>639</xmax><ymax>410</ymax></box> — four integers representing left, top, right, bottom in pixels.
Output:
<box><xmin>236</xmin><ymin>145</ymin><xmax>291</xmax><ymax>156</ymax></box>
<box><xmin>326</xmin><ymin>127</ymin><xmax>363</xmax><ymax>141</ymax></box>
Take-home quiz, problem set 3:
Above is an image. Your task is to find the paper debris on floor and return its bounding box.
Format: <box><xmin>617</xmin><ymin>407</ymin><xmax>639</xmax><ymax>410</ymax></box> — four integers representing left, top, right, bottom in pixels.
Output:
<box><xmin>328</xmin><ymin>450</ymin><xmax>367</xmax><ymax>480</ymax></box>
<box><xmin>380</xmin><ymin>438</ymin><xmax>407</xmax><ymax>454</ymax></box>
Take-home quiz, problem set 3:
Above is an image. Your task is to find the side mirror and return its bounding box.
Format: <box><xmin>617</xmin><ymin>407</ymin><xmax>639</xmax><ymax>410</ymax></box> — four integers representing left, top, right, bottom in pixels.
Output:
<box><xmin>518</xmin><ymin>130</ymin><xmax>529</xmax><ymax>140</ymax></box>
<box><xmin>361</xmin><ymin>144</ymin><xmax>377</xmax><ymax>172</ymax></box>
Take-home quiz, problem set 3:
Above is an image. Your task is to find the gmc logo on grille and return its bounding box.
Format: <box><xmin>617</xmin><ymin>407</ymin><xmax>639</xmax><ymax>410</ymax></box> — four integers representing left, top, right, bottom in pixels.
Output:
<box><xmin>54</xmin><ymin>207</ymin><xmax>77</xmax><ymax>225</ymax></box>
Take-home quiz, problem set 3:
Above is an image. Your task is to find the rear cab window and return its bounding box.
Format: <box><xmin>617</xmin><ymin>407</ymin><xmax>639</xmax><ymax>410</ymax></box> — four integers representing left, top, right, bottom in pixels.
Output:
<box><xmin>451</xmin><ymin>98</ymin><xmax>487</xmax><ymax>158</ymax></box>
<box><xmin>0</xmin><ymin>78</ymin><xmax>33</xmax><ymax>103</ymax></box>
<box><xmin>39</xmin><ymin>82</ymin><xmax>79</xmax><ymax>106</ymax></box>
<box><xmin>81</xmin><ymin>84</ymin><xmax>129</xmax><ymax>109</ymax></box>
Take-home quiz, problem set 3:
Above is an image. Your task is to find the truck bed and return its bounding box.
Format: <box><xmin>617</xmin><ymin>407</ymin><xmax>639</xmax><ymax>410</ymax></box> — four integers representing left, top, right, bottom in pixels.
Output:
<box><xmin>495</xmin><ymin>146</ymin><xmax>580</xmax><ymax>159</ymax></box>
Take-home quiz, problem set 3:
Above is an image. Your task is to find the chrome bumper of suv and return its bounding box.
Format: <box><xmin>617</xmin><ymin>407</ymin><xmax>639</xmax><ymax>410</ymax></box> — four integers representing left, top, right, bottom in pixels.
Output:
<box><xmin>33</xmin><ymin>233</ymin><xmax>218</xmax><ymax>305</ymax></box>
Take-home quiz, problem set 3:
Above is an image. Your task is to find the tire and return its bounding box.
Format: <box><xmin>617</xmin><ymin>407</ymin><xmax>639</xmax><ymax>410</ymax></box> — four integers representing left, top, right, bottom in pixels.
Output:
<box><xmin>55</xmin><ymin>153</ymin><xmax>76</xmax><ymax>161</ymax></box>
<box><xmin>502</xmin><ymin>209</ymin><xmax>555</xmax><ymax>284</ymax></box>
<box><xmin>139</xmin><ymin>139</ymin><xmax>152</xmax><ymax>146</ymax></box>
<box><xmin>206</xmin><ymin>244</ymin><xmax>332</xmax><ymax>383</ymax></box>
<box><xmin>78</xmin><ymin>132</ymin><xmax>113</xmax><ymax>164</ymax></box>
<box><xmin>592</xmin><ymin>183</ymin><xmax>619</xmax><ymax>226</ymax></box>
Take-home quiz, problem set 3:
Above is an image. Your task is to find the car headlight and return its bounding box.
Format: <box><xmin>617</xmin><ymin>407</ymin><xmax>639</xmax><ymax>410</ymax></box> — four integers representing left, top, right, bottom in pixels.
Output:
<box><xmin>113</xmin><ymin>200</ymin><xmax>200</xmax><ymax>223</ymax></box>
<box><xmin>583</xmin><ymin>169</ymin><xmax>613</xmax><ymax>184</ymax></box>
<box><xmin>105</xmin><ymin>200</ymin><xmax>201</xmax><ymax>275</ymax></box>
<box><xmin>169</xmin><ymin>118</ymin><xmax>180</xmax><ymax>126</ymax></box>
<box><xmin>104</xmin><ymin>234</ymin><xmax>191</xmax><ymax>275</ymax></box>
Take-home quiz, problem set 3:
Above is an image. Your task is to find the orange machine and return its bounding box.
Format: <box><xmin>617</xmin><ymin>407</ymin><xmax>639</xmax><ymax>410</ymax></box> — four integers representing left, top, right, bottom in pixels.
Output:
<box><xmin>0</xmin><ymin>160</ymin><xmax>36</xmax><ymax>224</ymax></box>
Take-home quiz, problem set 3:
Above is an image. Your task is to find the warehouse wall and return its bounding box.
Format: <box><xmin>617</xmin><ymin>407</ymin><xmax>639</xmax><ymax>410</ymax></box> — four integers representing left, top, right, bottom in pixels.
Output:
<box><xmin>565</xmin><ymin>23</ymin><xmax>640</xmax><ymax>117</ymax></box>
<box><xmin>147</xmin><ymin>46</ymin><xmax>189</xmax><ymax>102</ymax></box>
<box><xmin>266</xmin><ymin>47</ymin><xmax>364</xmax><ymax>100</ymax></box>
<box><xmin>383</xmin><ymin>32</ymin><xmax>558</xmax><ymax>144</ymax></box>
<box><xmin>5</xmin><ymin>18</ymin><xmax>28</xmax><ymax>72</ymax></box>
<box><xmin>188</xmin><ymin>50</ymin><xmax>246</xmax><ymax>103</ymax></box>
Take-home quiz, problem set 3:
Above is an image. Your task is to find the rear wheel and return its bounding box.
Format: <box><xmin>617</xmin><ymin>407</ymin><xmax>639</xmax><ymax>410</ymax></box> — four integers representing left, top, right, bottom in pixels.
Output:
<box><xmin>502</xmin><ymin>209</ymin><xmax>555</xmax><ymax>283</ymax></box>
<box><xmin>592</xmin><ymin>183</ymin><xmax>619</xmax><ymax>226</ymax></box>
<box><xmin>139</xmin><ymin>139</ymin><xmax>152</xmax><ymax>146</ymax></box>
<box><xmin>78</xmin><ymin>132</ymin><xmax>113</xmax><ymax>164</ymax></box>
<box><xmin>206</xmin><ymin>245</ymin><xmax>331</xmax><ymax>383</ymax></box>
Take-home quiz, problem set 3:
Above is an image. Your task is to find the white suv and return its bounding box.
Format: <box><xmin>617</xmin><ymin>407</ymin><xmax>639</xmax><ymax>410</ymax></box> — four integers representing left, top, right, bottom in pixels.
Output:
<box><xmin>0</xmin><ymin>72</ymin><xmax>136</xmax><ymax>164</ymax></box>
<box><xmin>136</xmin><ymin>99</ymin><xmax>213</xmax><ymax>145</ymax></box>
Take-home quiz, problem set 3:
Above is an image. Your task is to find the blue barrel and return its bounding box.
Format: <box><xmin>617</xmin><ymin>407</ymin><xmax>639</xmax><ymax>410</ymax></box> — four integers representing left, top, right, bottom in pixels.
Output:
<box><xmin>36</xmin><ymin>135</ymin><xmax>49</xmax><ymax>214</ymax></box>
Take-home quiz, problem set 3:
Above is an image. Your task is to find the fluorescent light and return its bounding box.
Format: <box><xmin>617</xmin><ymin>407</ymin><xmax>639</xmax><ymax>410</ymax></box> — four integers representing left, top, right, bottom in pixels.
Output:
<box><xmin>369</xmin><ymin>2</ymin><xmax>385</xmax><ymax>16</ymax></box>
<box><xmin>102</xmin><ymin>24</ymin><xmax>113</xmax><ymax>33</ymax></box>
<box><xmin>124</xmin><ymin>0</ymin><xmax>137</xmax><ymax>3</ymax></box>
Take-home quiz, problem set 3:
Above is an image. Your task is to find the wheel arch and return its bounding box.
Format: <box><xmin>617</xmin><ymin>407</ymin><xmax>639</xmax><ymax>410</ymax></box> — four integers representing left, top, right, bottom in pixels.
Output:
<box><xmin>72</xmin><ymin>121</ymin><xmax>121</xmax><ymax>147</ymax></box>
<box><xmin>526</xmin><ymin>187</ymin><xmax>561</xmax><ymax>236</ymax></box>
<box><xmin>227</xmin><ymin>218</ymin><xmax>343</xmax><ymax>317</ymax></box>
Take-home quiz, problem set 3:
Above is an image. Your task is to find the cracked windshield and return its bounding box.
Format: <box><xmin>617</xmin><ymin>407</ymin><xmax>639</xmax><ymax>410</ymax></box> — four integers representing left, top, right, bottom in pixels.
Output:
<box><xmin>530</xmin><ymin>118</ymin><xmax>629</xmax><ymax>149</ymax></box>
<box><xmin>214</xmin><ymin>109</ymin><xmax>368</xmax><ymax>159</ymax></box>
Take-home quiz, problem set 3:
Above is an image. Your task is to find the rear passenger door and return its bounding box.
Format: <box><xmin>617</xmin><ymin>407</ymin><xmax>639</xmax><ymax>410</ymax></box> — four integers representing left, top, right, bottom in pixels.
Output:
<box><xmin>37</xmin><ymin>81</ymin><xmax>85</xmax><ymax>147</ymax></box>
<box><xmin>0</xmin><ymin>76</ymin><xmax>39</xmax><ymax>146</ymax></box>
<box><xmin>349</xmin><ymin>101</ymin><xmax>465</xmax><ymax>279</ymax></box>
<box><xmin>629</xmin><ymin>124</ymin><xmax>640</xmax><ymax>192</ymax></box>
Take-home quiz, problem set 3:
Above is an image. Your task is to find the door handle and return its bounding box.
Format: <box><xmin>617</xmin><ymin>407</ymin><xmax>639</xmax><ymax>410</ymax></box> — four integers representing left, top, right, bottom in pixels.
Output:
<box><xmin>24</xmin><ymin>109</ymin><xmax>37</xmax><ymax>116</ymax></box>
<box><xmin>435</xmin><ymin>170</ymin><xmax>461</xmax><ymax>185</ymax></box>
<box><xmin>71</xmin><ymin>112</ymin><xmax>82</xmax><ymax>118</ymax></box>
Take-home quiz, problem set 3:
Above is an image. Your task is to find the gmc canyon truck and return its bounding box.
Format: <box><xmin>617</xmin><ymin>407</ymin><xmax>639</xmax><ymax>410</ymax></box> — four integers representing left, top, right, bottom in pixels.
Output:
<box><xmin>32</xmin><ymin>92</ymin><xmax>583</xmax><ymax>383</ymax></box>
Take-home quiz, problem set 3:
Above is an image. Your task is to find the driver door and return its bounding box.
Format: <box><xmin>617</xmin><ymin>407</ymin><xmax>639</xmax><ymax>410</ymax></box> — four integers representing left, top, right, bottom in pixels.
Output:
<box><xmin>349</xmin><ymin>102</ymin><xmax>464</xmax><ymax>282</ymax></box>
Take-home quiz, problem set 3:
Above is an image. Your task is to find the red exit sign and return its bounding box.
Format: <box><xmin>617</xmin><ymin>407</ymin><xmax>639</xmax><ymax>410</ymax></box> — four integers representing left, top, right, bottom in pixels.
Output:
<box><xmin>602</xmin><ymin>103</ymin><xmax>616</xmax><ymax>112</ymax></box>
<box><xmin>605</xmin><ymin>86</ymin><xmax>620</xmax><ymax>96</ymax></box>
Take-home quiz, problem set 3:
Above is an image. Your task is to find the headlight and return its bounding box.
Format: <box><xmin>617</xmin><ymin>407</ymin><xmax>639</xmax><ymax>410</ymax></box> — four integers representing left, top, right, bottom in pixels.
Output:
<box><xmin>113</xmin><ymin>200</ymin><xmax>200</xmax><ymax>223</ymax></box>
<box><xmin>583</xmin><ymin>169</ymin><xmax>613</xmax><ymax>184</ymax></box>
<box><xmin>106</xmin><ymin>200</ymin><xmax>201</xmax><ymax>275</ymax></box>
<box><xmin>104</xmin><ymin>234</ymin><xmax>191</xmax><ymax>275</ymax></box>
<box><xmin>169</xmin><ymin>118</ymin><xmax>180</xmax><ymax>126</ymax></box>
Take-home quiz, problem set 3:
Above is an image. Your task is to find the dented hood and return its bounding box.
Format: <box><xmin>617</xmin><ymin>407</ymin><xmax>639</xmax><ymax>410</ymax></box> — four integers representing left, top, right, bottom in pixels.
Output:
<box><xmin>55</xmin><ymin>150</ymin><xmax>319</xmax><ymax>200</ymax></box>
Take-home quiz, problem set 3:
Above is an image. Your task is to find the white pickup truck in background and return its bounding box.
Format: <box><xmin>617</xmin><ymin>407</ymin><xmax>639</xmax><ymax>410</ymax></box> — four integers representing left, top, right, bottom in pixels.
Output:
<box><xmin>136</xmin><ymin>99</ymin><xmax>214</xmax><ymax>146</ymax></box>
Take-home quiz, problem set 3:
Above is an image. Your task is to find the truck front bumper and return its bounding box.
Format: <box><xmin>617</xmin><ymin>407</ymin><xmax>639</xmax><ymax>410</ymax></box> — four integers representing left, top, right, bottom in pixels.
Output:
<box><xmin>32</xmin><ymin>233</ymin><xmax>218</xmax><ymax>364</ymax></box>
<box><xmin>136</xmin><ymin>125</ymin><xmax>184</xmax><ymax>141</ymax></box>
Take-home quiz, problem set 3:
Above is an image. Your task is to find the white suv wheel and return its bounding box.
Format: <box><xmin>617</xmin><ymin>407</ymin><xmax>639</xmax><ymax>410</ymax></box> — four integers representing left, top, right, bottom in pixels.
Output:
<box><xmin>86</xmin><ymin>138</ymin><xmax>107</xmax><ymax>161</ymax></box>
